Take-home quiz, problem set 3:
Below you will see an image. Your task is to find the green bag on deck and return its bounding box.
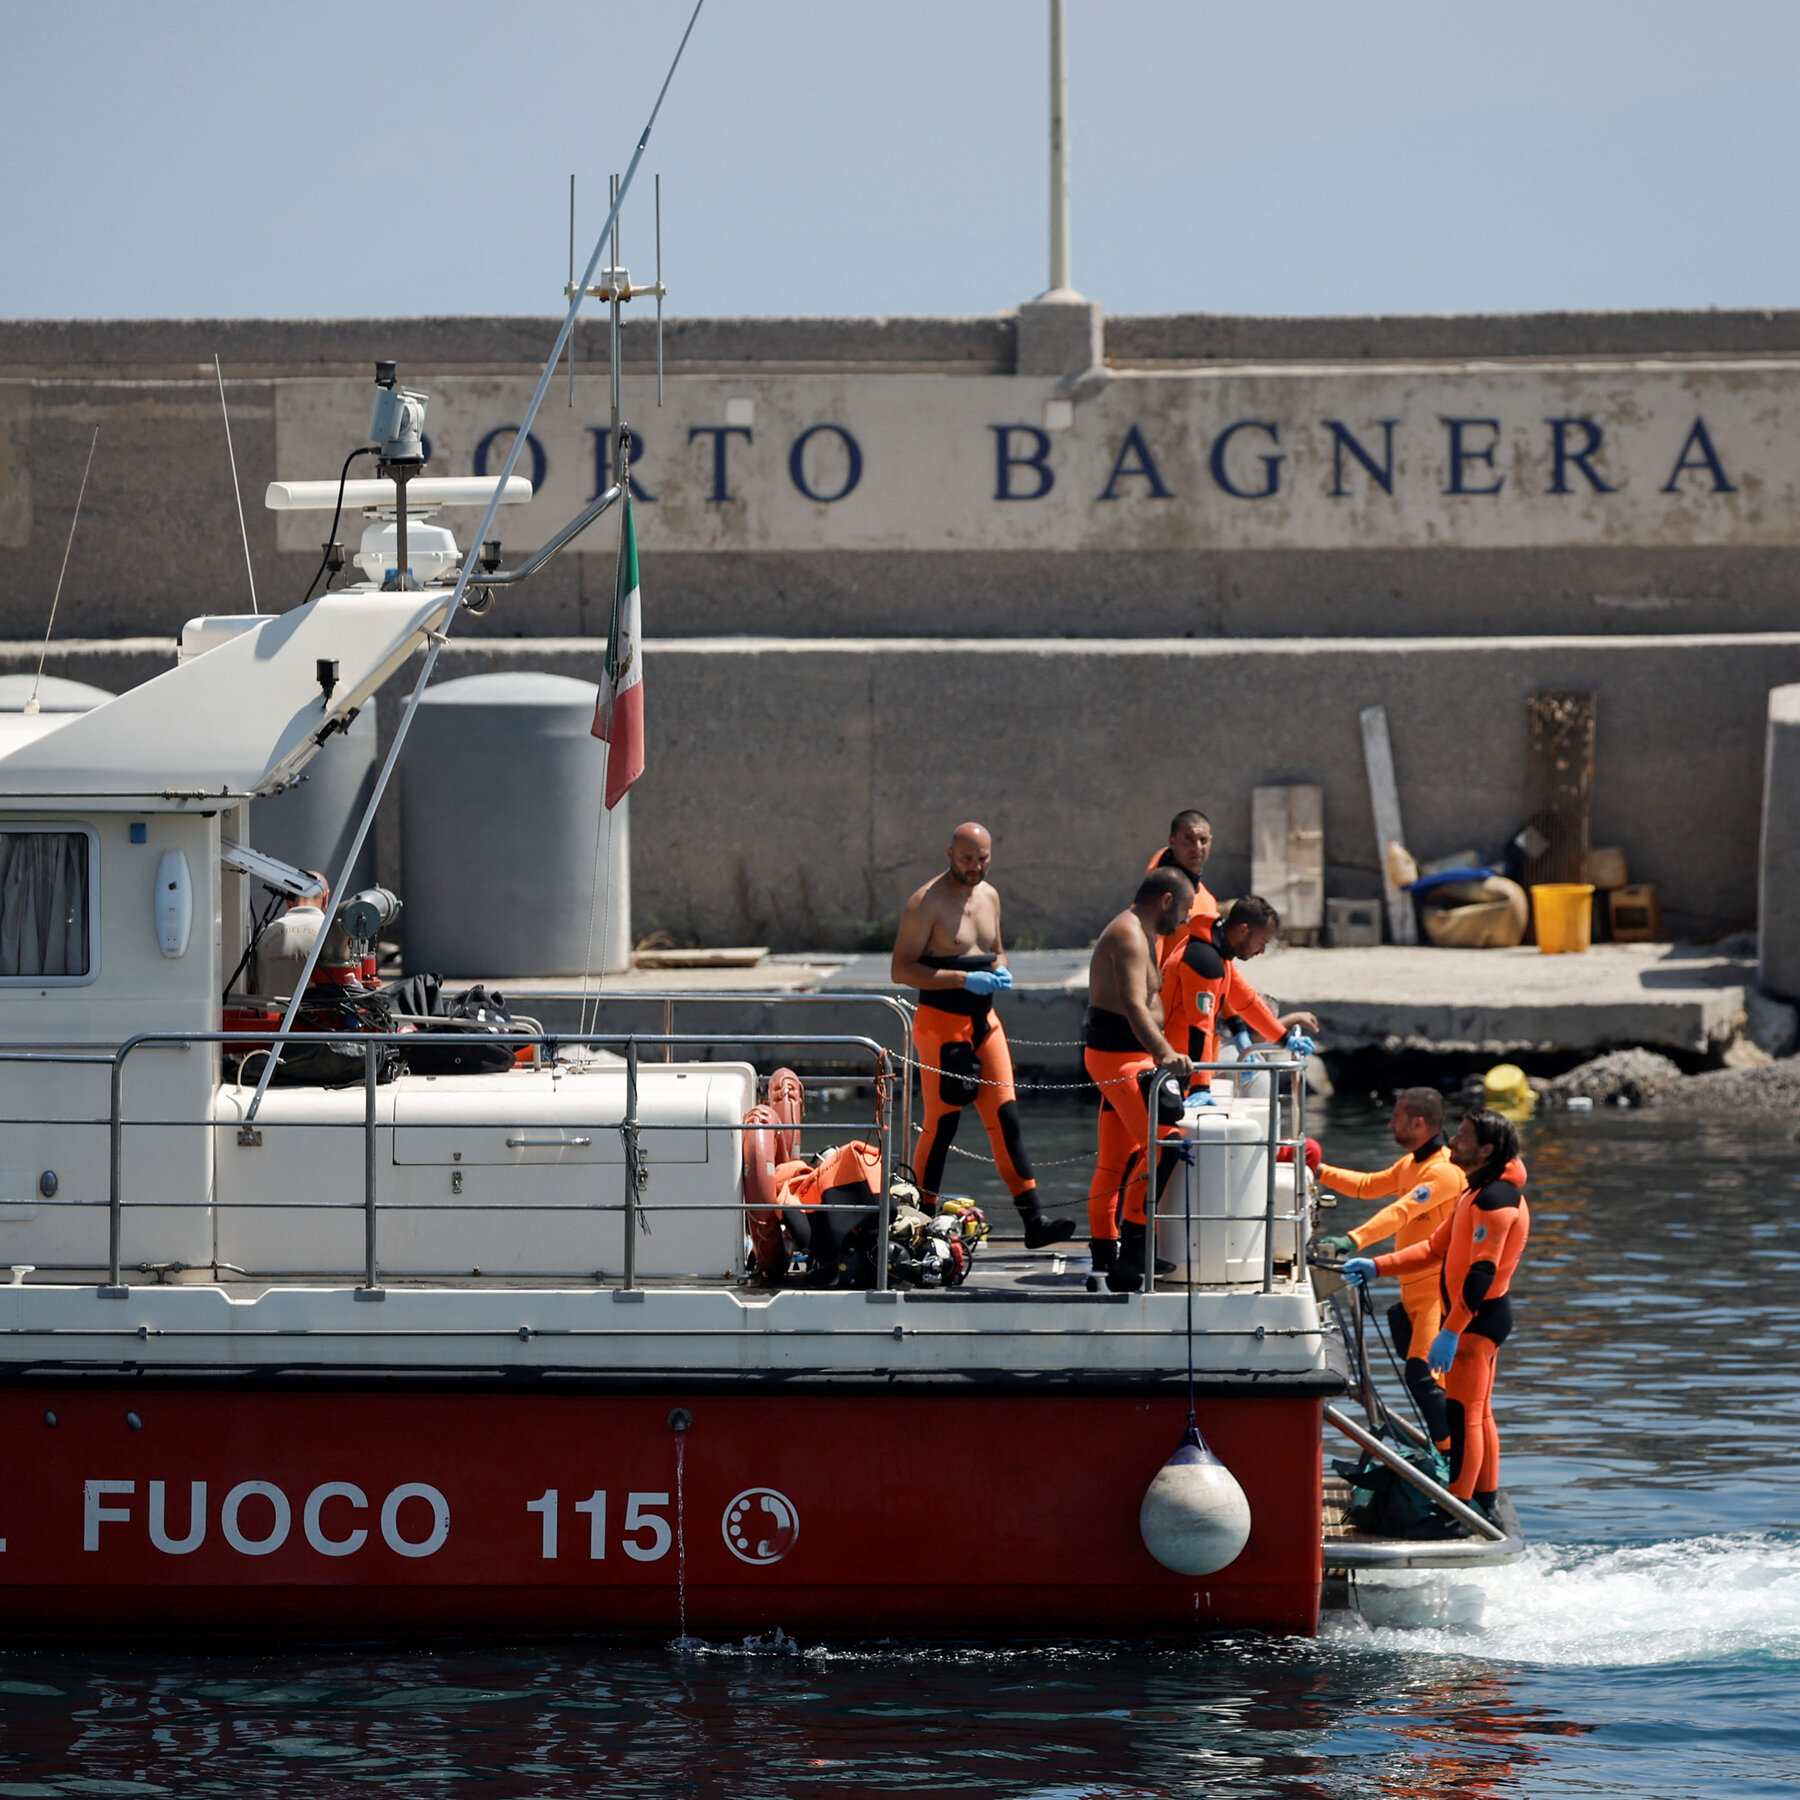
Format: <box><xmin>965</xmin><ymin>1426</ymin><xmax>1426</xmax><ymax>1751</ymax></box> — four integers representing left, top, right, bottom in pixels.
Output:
<box><xmin>1332</xmin><ymin>1430</ymin><xmax>1454</xmax><ymax>1536</ymax></box>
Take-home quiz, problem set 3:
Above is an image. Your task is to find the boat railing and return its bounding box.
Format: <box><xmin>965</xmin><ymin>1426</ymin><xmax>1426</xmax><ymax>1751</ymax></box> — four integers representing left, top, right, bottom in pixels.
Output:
<box><xmin>438</xmin><ymin>987</ymin><xmax>920</xmax><ymax>1151</ymax></box>
<box><xmin>93</xmin><ymin>1029</ymin><xmax>898</xmax><ymax>1299</ymax></box>
<box><xmin>1138</xmin><ymin>1058</ymin><xmax>1313</xmax><ymax>1297</ymax></box>
<box><xmin>0</xmin><ymin>1035</ymin><xmax>1314</xmax><ymax>1301</ymax></box>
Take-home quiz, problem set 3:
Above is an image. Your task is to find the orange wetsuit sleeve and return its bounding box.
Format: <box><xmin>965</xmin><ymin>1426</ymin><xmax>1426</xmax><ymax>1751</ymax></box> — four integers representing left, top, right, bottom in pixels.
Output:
<box><xmin>1221</xmin><ymin>962</ymin><xmax>1284</xmax><ymax>1043</ymax></box>
<box><xmin>1377</xmin><ymin>1202</ymin><xmax>1459</xmax><ymax>1279</ymax></box>
<box><xmin>1316</xmin><ymin>1153</ymin><xmax>1412</xmax><ymax>1204</ymax></box>
<box><xmin>1343</xmin><ymin>1158</ymin><xmax>1463</xmax><ymax>1249</ymax></box>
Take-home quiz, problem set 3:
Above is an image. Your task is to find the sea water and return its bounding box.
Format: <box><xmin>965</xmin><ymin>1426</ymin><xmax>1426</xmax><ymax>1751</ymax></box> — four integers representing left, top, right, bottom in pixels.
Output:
<box><xmin>0</xmin><ymin>1095</ymin><xmax>1794</xmax><ymax>1796</ymax></box>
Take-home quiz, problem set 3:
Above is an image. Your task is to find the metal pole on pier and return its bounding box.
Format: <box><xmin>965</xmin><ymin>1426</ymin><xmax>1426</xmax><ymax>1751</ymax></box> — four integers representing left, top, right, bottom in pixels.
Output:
<box><xmin>1048</xmin><ymin>0</ymin><xmax>1071</xmax><ymax>292</ymax></box>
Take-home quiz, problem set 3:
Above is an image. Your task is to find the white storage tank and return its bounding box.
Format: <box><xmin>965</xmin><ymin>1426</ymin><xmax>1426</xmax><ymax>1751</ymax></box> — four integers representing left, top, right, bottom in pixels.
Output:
<box><xmin>1157</xmin><ymin>1108</ymin><xmax>1299</xmax><ymax>1284</ymax></box>
<box><xmin>399</xmin><ymin>671</ymin><xmax>629</xmax><ymax>977</ymax></box>
<box><xmin>251</xmin><ymin>700</ymin><xmax>378</xmax><ymax>895</ymax></box>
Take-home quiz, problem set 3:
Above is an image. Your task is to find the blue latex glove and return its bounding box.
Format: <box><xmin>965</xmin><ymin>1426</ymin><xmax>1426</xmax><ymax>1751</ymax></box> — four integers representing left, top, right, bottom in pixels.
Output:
<box><xmin>1285</xmin><ymin>1030</ymin><xmax>1316</xmax><ymax>1059</ymax></box>
<box><xmin>963</xmin><ymin>967</ymin><xmax>1012</xmax><ymax>996</ymax></box>
<box><xmin>1341</xmin><ymin>1257</ymin><xmax>1377</xmax><ymax>1288</ymax></box>
<box><xmin>1427</xmin><ymin>1328</ymin><xmax>1460</xmax><ymax>1375</ymax></box>
<box><xmin>1230</xmin><ymin>1028</ymin><xmax>1253</xmax><ymax>1057</ymax></box>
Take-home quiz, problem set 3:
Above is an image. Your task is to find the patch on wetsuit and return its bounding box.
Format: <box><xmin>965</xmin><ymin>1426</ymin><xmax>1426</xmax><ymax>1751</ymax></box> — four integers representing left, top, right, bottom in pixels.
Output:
<box><xmin>938</xmin><ymin>1040</ymin><xmax>981</xmax><ymax>1106</ymax></box>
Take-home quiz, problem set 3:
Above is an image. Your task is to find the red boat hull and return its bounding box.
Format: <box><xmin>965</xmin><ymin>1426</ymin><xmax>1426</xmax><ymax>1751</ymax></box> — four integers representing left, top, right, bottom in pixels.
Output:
<box><xmin>0</xmin><ymin>1389</ymin><xmax>1324</xmax><ymax>1636</ymax></box>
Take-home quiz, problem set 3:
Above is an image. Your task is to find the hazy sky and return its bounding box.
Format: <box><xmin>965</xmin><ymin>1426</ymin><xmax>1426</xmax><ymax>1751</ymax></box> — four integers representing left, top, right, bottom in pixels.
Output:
<box><xmin>5</xmin><ymin>1</ymin><xmax>1798</xmax><ymax>321</ymax></box>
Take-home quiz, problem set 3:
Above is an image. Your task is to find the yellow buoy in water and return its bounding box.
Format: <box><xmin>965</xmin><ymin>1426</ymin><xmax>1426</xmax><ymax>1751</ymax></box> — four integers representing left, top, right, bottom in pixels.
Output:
<box><xmin>1483</xmin><ymin>1062</ymin><xmax>1536</xmax><ymax>1121</ymax></box>
<box><xmin>1138</xmin><ymin>1424</ymin><xmax>1251</xmax><ymax>1576</ymax></box>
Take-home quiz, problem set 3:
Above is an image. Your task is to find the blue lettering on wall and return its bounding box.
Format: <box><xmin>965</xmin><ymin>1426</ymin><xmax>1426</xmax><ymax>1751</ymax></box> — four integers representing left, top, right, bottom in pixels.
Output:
<box><xmin>472</xmin><ymin>425</ymin><xmax>547</xmax><ymax>494</ymax></box>
<box><xmin>787</xmin><ymin>424</ymin><xmax>864</xmax><ymax>504</ymax></box>
<box><xmin>1545</xmin><ymin>417</ymin><xmax>1616</xmax><ymax>494</ymax></box>
<box><xmin>689</xmin><ymin>425</ymin><xmax>753</xmax><ymax>503</ymax></box>
<box><xmin>1324</xmin><ymin>420</ymin><xmax>1397</xmax><ymax>497</ymax></box>
<box><xmin>1096</xmin><ymin>425</ymin><xmax>1173</xmax><ymax>500</ymax></box>
<box><xmin>1660</xmin><ymin>417</ymin><xmax>1738</xmax><ymax>494</ymax></box>
<box><xmin>1209</xmin><ymin>421</ymin><xmax>1283</xmax><ymax>500</ymax></box>
<box><xmin>1442</xmin><ymin>418</ymin><xmax>1504</xmax><ymax>496</ymax></box>
<box><xmin>587</xmin><ymin>427</ymin><xmax>656</xmax><ymax>502</ymax></box>
<box><xmin>991</xmin><ymin>425</ymin><xmax>1055</xmax><ymax>500</ymax></box>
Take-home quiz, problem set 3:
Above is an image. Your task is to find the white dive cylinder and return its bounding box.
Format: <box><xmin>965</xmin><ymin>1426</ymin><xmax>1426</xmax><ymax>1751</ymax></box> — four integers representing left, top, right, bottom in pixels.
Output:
<box><xmin>1138</xmin><ymin>1424</ymin><xmax>1252</xmax><ymax>1576</ymax></box>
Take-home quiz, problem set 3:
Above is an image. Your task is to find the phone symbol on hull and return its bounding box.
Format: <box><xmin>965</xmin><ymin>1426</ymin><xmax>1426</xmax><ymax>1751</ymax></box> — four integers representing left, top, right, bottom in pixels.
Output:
<box><xmin>722</xmin><ymin>1489</ymin><xmax>799</xmax><ymax>1565</ymax></box>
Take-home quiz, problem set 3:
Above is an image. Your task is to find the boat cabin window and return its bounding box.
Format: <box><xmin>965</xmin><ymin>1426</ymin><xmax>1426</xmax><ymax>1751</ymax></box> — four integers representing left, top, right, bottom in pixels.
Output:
<box><xmin>0</xmin><ymin>828</ymin><xmax>94</xmax><ymax>981</ymax></box>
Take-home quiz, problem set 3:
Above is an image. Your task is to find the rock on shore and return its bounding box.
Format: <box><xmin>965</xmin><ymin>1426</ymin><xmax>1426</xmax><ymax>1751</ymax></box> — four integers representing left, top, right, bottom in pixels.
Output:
<box><xmin>1542</xmin><ymin>1047</ymin><xmax>1800</xmax><ymax>1119</ymax></box>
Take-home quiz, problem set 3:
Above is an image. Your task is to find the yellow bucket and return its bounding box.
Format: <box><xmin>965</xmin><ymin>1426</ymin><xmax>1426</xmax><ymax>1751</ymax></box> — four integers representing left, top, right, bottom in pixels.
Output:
<box><xmin>1531</xmin><ymin>883</ymin><xmax>1595</xmax><ymax>954</ymax></box>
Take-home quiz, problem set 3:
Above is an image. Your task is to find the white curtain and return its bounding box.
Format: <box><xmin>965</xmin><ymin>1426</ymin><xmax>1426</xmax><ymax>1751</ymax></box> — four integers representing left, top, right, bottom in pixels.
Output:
<box><xmin>0</xmin><ymin>832</ymin><xmax>89</xmax><ymax>977</ymax></box>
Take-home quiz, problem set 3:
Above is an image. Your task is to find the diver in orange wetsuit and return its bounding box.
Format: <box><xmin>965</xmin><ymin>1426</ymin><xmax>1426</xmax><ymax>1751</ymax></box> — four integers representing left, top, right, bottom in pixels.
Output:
<box><xmin>1144</xmin><ymin>808</ymin><xmax>1222</xmax><ymax>932</ymax></box>
<box><xmin>891</xmin><ymin>822</ymin><xmax>1072</xmax><ymax>1250</ymax></box>
<box><xmin>1083</xmin><ymin>866</ymin><xmax>1195</xmax><ymax>1291</ymax></box>
<box><xmin>1315</xmin><ymin>1086</ymin><xmax>1463</xmax><ymax>1444</ymax></box>
<box><xmin>1159</xmin><ymin>895</ymin><xmax>1319</xmax><ymax>1093</ymax></box>
<box><xmin>1345</xmin><ymin>1110</ymin><xmax>1530</xmax><ymax>1518</ymax></box>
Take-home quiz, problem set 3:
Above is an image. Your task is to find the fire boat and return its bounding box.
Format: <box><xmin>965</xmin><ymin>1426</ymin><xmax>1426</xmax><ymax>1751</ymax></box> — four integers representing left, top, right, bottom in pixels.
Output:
<box><xmin>0</xmin><ymin>42</ymin><xmax>1521</xmax><ymax>1632</ymax></box>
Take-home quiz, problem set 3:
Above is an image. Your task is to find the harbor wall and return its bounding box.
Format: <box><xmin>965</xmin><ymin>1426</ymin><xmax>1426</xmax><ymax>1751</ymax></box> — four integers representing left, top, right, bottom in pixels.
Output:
<box><xmin>7</xmin><ymin>312</ymin><xmax>1800</xmax><ymax>644</ymax></box>
<box><xmin>6</xmin><ymin>630</ymin><xmax>1794</xmax><ymax>949</ymax></box>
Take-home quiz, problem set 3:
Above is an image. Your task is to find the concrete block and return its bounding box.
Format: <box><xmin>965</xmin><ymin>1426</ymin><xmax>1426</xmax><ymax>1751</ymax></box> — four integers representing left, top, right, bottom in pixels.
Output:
<box><xmin>1759</xmin><ymin>684</ymin><xmax>1800</xmax><ymax>1001</ymax></box>
<box><xmin>1746</xmin><ymin>988</ymin><xmax>1798</xmax><ymax>1057</ymax></box>
<box><xmin>1015</xmin><ymin>291</ymin><xmax>1103</xmax><ymax>378</ymax></box>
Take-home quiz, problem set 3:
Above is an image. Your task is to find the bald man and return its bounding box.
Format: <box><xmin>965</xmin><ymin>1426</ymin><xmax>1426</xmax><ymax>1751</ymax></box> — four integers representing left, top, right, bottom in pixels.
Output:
<box><xmin>892</xmin><ymin>823</ymin><xmax>1073</xmax><ymax>1250</ymax></box>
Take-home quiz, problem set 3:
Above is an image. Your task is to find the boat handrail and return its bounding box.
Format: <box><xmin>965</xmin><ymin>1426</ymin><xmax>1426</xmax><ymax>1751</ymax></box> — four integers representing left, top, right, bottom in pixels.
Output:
<box><xmin>1323</xmin><ymin>1403</ymin><xmax>1507</xmax><ymax>1542</ymax></box>
<box><xmin>451</xmin><ymin>988</ymin><xmax>920</xmax><ymax>1150</ymax></box>
<box><xmin>1141</xmin><ymin>1053</ymin><xmax>1313</xmax><ymax>1298</ymax></box>
<box><xmin>0</xmin><ymin>1032</ymin><xmax>1317</xmax><ymax>1299</ymax></box>
<box><xmin>103</xmin><ymin>1028</ymin><xmax>897</xmax><ymax>1300</ymax></box>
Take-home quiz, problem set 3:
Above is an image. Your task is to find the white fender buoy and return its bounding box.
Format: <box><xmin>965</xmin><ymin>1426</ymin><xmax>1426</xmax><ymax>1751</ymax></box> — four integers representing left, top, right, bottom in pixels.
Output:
<box><xmin>154</xmin><ymin>849</ymin><xmax>193</xmax><ymax>959</ymax></box>
<box><xmin>1139</xmin><ymin>1424</ymin><xmax>1251</xmax><ymax>1576</ymax></box>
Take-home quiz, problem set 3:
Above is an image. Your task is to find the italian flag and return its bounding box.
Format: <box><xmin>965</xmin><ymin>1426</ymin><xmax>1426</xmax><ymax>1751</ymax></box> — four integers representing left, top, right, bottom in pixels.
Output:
<box><xmin>592</xmin><ymin>493</ymin><xmax>644</xmax><ymax>809</ymax></box>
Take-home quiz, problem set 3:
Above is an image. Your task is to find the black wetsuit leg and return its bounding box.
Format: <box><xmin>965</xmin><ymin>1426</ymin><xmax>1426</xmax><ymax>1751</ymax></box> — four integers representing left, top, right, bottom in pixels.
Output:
<box><xmin>1389</xmin><ymin>1298</ymin><xmax>1451</xmax><ymax>1444</ymax></box>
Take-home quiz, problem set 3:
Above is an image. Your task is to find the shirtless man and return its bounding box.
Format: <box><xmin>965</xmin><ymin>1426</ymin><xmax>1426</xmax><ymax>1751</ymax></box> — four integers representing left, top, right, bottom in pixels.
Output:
<box><xmin>1082</xmin><ymin>865</ymin><xmax>1195</xmax><ymax>1292</ymax></box>
<box><xmin>891</xmin><ymin>822</ymin><xmax>1073</xmax><ymax>1249</ymax></box>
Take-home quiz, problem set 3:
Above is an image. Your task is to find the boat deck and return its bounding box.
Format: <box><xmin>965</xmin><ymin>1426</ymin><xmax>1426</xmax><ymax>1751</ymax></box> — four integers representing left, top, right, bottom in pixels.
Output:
<box><xmin>1322</xmin><ymin>1472</ymin><xmax>1526</xmax><ymax>1569</ymax></box>
<box><xmin>104</xmin><ymin>1247</ymin><xmax>1290</xmax><ymax>1302</ymax></box>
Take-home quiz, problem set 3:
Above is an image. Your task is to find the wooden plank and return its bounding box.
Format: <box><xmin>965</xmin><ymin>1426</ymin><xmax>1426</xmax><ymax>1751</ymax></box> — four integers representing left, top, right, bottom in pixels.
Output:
<box><xmin>1522</xmin><ymin>690</ymin><xmax>1597</xmax><ymax>887</ymax></box>
<box><xmin>1359</xmin><ymin>704</ymin><xmax>1417</xmax><ymax>945</ymax></box>
<box><xmin>1286</xmin><ymin>783</ymin><xmax>1324</xmax><ymax>934</ymax></box>
<box><xmin>1253</xmin><ymin>784</ymin><xmax>1325</xmax><ymax>941</ymax></box>
<box><xmin>631</xmin><ymin>946</ymin><xmax>770</xmax><ymax>969</ymax></box>
<box><xmin>1251</xmin><ymin>786</ymin><xmax>1290</xmax><ymax>909</ymax></box>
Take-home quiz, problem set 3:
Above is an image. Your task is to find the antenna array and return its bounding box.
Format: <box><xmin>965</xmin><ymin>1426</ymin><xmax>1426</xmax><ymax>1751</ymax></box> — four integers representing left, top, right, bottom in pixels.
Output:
<box><xmin>563</xmin><ymin>172</ymin><xmax>669</xmax><ymax>427</ymax></box>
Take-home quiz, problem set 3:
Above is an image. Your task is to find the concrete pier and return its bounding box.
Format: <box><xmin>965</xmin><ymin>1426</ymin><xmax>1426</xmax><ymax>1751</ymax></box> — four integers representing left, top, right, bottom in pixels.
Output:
<box><xmin>493</xmin><ymin>941</ymin><xmax>1758</xmax><ymax>1075</ymax></box>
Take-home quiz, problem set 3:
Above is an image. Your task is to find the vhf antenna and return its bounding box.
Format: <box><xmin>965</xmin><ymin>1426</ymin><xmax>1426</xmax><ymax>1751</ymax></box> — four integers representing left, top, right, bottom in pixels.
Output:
<box><xmin>561</xmin><ymin>171</ymin><xmax>669</xmax><ymax>431</ymax></box>
<box><xmin>567</xmin><ymin>174</ymin><xmax>577</xmax><ymax>406</ymax></box>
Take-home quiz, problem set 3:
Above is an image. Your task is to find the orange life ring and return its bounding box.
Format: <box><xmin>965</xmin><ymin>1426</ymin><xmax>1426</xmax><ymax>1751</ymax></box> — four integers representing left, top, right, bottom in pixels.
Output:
<box><xmin>766</xmin><ymin>1066</ymin><xmax>805</xmax><ymax>1165</ymax></box>
<box><xmin>742</xmin><ymin>1102</ymin><xmax>788</xmax><ymax>1276</ymax></box>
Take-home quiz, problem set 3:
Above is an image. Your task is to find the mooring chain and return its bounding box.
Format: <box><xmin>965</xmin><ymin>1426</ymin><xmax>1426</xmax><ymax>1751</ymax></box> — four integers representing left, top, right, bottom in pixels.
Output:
<box><xmin>898</xmin><ymin>1051</ymin><xmax>1140</xmax><ymax>1093</ymax></box>
<box><xmin>944</xmin><ymin>1141</ymin><xmax>1095</xmax><ymax>1170</ymax></box>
